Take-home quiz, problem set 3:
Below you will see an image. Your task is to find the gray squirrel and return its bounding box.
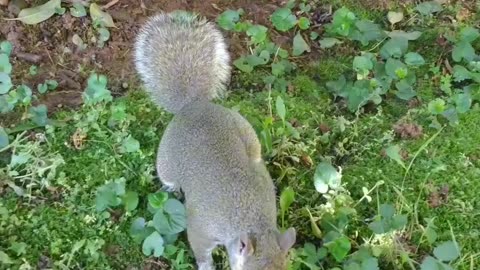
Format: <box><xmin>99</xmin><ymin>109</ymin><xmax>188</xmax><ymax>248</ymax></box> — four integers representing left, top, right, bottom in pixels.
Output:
<box><xmin>134</xmin><ymin>11</ymin><xmax>296</xmax><ymax>270</ymax></box>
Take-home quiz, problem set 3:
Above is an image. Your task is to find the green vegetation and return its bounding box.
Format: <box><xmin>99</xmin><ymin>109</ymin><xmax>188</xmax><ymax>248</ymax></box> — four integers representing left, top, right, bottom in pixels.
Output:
<box><xmin>1</xmin><ymin>0</ymin><xmax>479</xmax><ymax>269</ymax></box>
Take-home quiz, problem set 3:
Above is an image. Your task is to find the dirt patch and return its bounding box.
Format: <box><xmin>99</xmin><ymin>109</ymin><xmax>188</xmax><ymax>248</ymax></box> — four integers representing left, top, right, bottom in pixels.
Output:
<box><xmin>427</xmin><ymin>183</ymin><xmax>449</xmax><ymax>208</ymax></box>
<box><xmin>393</xmin><ymin>122</ymin><xmax>424</xmax><ymax>139</ymax></box>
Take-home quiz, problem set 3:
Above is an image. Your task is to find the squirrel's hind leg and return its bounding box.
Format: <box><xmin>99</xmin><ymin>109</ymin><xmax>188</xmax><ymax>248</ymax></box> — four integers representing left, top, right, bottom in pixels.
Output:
<box><xmin>187</xmin><ymin>224</ymin><xmax>217</xmax><ymax>270</ymax></box>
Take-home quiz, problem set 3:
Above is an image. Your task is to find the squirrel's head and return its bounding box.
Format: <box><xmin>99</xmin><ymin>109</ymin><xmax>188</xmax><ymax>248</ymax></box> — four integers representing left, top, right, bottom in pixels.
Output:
<box><xmin>227</xmin><ymin>228</ymin><xmax>296</xmax><ymax>270</ymax></box>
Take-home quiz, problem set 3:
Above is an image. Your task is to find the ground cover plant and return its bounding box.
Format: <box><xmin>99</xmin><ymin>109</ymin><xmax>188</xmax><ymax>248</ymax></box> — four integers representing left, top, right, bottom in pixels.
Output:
<box><xmin>0</xmin><ymin>0</ymin><xmax>479</xmax><ymax>269</ymax></box>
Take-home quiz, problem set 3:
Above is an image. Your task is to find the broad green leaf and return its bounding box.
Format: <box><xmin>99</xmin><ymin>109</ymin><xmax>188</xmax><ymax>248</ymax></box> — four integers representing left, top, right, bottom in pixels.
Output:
<box><xmin>280</xmin><ymin>187</ymin><xmax>295</xmax><ymax>223</ymax></box>
<box><xmin>0</xmin><ymin>251</ymin><xmax>13</xmax><ymax>264</ymax></box>
<box><xmin>404</xmin><ymin>52</ymin><xmax>425</xmax><ymax>66</ymax></box>
<box><xmin>271</xmin><ymin>8</ymin><xmax>297</xmax><ymax>32</ymax></box>
<box><xmin>70</xmin><ymin>3</ymin><xmax>87</xmax><ymax>17</ymax></box>
<box><xmin>0</xmin><ymin>54</ymin><xmax>12</xmax><ymax>74</ymax></box>
<box><xmin>454</xmin><ymin>92</ymin><xmax>472</xmax><ymax>113</ymax></box>
<box><xmin>426</xmin><ymin>227</ymin><xmax>438</xmax><ymax>244</ymax></box>
<box><xmin>95</xmin><ymin>188</ymin><xmax>118</xmax><ymax>212</ymax></box>
<box><xmin>459</xmin><ymin>26</ymin><xmax>479</xmax><ymax>43</ymax></box>
<box><xmin>142</xmin><ymin>231</ymin><xmax>164</xmax><ymax>257</ymax></box>
<box><xmin>443</xmin><ymin>108</ymin><xmax>459</xmax><ymax>126</ymax></box>
<box><xmin>326</xmin><ymin>75</ymin><xmax>346</xmax><ymax>95</ymax></box>
<box><xmin>275</xmin><ymin>96</ymin><xmax>286</xmax><ymax>122</ymax></box>
<box><xmin>392</xmin><ymin>214</ymin><xmax>408</xmax><ymax>230</ymax></box>
<box><xmin>353</xmin><ymin>56</ymin><xmax>373</xmax><ymax>75</ymax></box>
<box><xmin>148</xmin><ymin>192</ymin><xmax>168</xmax><ymax>209</ymax></box>
<box><xmin>90</xmin><ymin>3</ymin><xmax>115</xmax><ymax>28</ymax></box>
<box><xmin>246</xmin><ymin>25</ymin><xmax>268</xmax><ymax>44</ymax></box>
<box><xmin>452</xmin><ymin>41</ymin><xmax>475</xmax><ymax>62</ymax></box>
<box><xmin>129</xmin><ymin>217</ymin><xmax>155</xmax><ymax>244</ymax></box>
<box><xmin>416</xmin><ymin>1</ymin><xmax>443</xmax><ymax>15</ymax></box>
<box><xmin>153</xmin><ymin>199</ymin><xmax>186</xmax><ymax>235</ymax></box>
<box><xmin>433</xmin><ymin>241</ymin><xmax>460</xmax><ymax>262</ymax></box>
<box><xmin>387</xmin><ymin>30</ymin><xmax>422</xmax><ymax>41</ymax></box>
<box><xmin>97</xmin><ymin>27</ymin><xmax>110</xmax><ymax>44</ymax></box>
<box><xmin>395</xmin><ymin>80</ymin><xmax>416</xmax><ymax>100</ymax></box>
<box><xmin>319</xmin><ymin>37</ymin><xmax>343</xmax><ymax>49</ymax></box>
<box><xmin>428</xmin><ymin>98</ymin><xmax>446</xmax><ymax>115</ymax></box>
<box><xmin>361</xmin><ymin>258</ymin><xmax>379</xmax><ymax>270</ymax></box>
<box><xmin>327</xmin><ymin>7</ymin><xmax>357</xmax><ymax>37</ymax></box>
<box><xmin>385</xmin><ymin>58</ymin><xmax>407</xmax><ymax>79</ymax></box>
<box><xmin>17</xmin><ymin>0</ymin><xmax>61</xmax><ymax>25</ymax></box>
<box><xmin>10</xmin><ymin>152</ymin><xmax>31</xmax><ymax>167</ymax></box>
<box><xmin>385</xmin><ymin>145</ymin><xmax>406</xmax><ymax>169</ymax></box>
<box><xmin>292</xmin><ymin>32</ymin><xmax>310</xmax><ymax>56</ymax></box>
<box><xmin>17</xmin><ymin>84</ymin><xmax>32</xmax><ymax>104</ymax></box>
<box><xmin>0</xmin><ymin>73</ymin><xmax>13</xmax><ymax>94</ymax></box>
<box><xmin>119</xmin><ymin>135</ymin><xmax>140</xmax><ymax>153</ymax></box>
<box><xmin>29</xmin><ymin>105</ymin><xmax>48</xmax><ymax>126</ymax></box>
<box><xmin>83</xmin><ymin>73</ymin><xmax>112</xmax><ymax>104</ymax></box>
<box><xmin>37</xmin><ymin>83</ymin><xmax>48</xmax><ymax>94</ymax></box>
<box><xmin>328</xmin><ymin>236</ymin><xmax>351</xmax><ymax>262</ymax></box>
<box><xmin>368</xmin><ymin>220</ymin><xmax>387</xmax><ymax>234</ymax></box>
<box><xmin>272</xmin><ymin>62</ymin><xmax>286</xmax><ymax>77</ymax></box>
<box><xmin>350</xmin><ymin>20</ymin><xmax>385</xmax><ymax>46</ymax></box>
<box><xmin>314</xmin><ymin>162</ymin><xmax>342</xmax><ymax>193</ymax></box>
<box><xmin>380</xmin><ymin>37</ymin><xmax>408</xmax><ymax>59</ymax></box>
<box><xmin>379</xmin><ymin>204</ymin><xmax>395</xmax><ymax>219</ymax></box>
<box><xmin>46</xmin><ymin>79</ymin><xmax>58</xmax><ymax>90</ymax></box>
<box><xmin>298</xmin><ymin>17</ymin><xmax>310</xmax><ymax>30</ymax></box>
<box><xmin>217</xmin><ymin>9</ymin><xmax>243</xmax><ymax>31</ymax></box>
<box><xmin>452</xmin><ymin>65</ymin><xmax>472</xmax><ymax>82</ymax></box>
<box><xmin>0</xmin><ymin>41</ymin><xmax>13</xmax><ymax>55</ymax></box>
<box><xmin>123</xmin><ymin>191</ymin><xmax>139</xmax><ymax>211</ymax></box>
<box><xmin>233</xmin><ymin>57</ymin><xmax>254</xmax><ymax>73</ymax></box>
<box><xmin>346</xmin><ymin>82</ymin><xmax>370</xmax><ymax>112</ymax></box>
<box><xmin>9</xmin><ymin>242</ymin><xmax>27</xmax><ymax>256</ymax></box>
<box><xmin>420</xmin><ymin>256</ymin><xmax>440</xmax><ymax>270</ymax></box>
<box><xmin>0</xmin><ymin>127</ymin><xmax>8</xmax><ymax>148</ymax></box>
<box><xmin>387</xmin><ymin>11</ymin><xmax>403</xmax><ymax>25</ymax></box>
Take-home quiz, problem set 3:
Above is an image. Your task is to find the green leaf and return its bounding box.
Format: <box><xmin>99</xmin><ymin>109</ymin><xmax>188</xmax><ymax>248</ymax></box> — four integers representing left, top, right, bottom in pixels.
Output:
<box><xmin>83</xmin><ymin>73</ymin><xmax>112</xmax><ymax>104</ymax></box>
<box><xmin>385</xmin><ymin>145</ymin><xmax>406</xmax><ymax>169</ymax></box>
<box><xmin>459</xmin><ymin>26</ymin><xmax>479</xmax><ymax>43</ymax></box>
<box><xmin>142</xmin><ymin>231</ymin><xmax>165</xmax><ymax>257</ymax></box>
<box><xmin>123</xmin><ymin>191</ymin><xmax>139</xmax><ymax>211</ymax></box>
<box><xmin>148</xmin><ymin>192</ymin><xmax>168</xmax><ymax>209</ymax></box>
<box><xmin>368</xmin><ymin>220</ymin><xmax>387</xmax><ymax>234</ymax></box>
<box><xmin>387</xmin><ymin>11</ymin><xmax>403</xmax><ymax>25</ymax></box>
<box><xmin>416</xmin><ymin>1</ymin><xmax>443</xmax><ymax>15</ymax></box>
<box><xmin>353</xmin><ymin>56</ymin><xmax>373</xmax><ymax>75</ymax></box>
<box><xmin>97</xmin><ymin>27</ymin><xmax>110</xmax><ymax>43</ymax></box>
<box><xmin>346</xmin><ymin>82</ymin><xmax>370</xmax><ymax>112</ymax></box>
<box><xmin>46</xmin><ymin>79</ymin><xmax>58</xmax><ymax>90</ymax></box>
<box><xmin>17</xmin><ymin>0</ymin><xmax>61</xmax><ymax>25</ymax></box>
<box><xmin>153</xmin><ymin>199</ymin><xmax>186</xmax><ymax>235</ymax></box>
<box><xmin>433</xmin><ymin>241</ymin><xmax>460</xmax><ymax>262</ymax></box>
<box><xmin>379</xmin><ymin>204</ymin><xmax>395</xmax><ymax>219</ymax></box>
<box><xmin>392</xmin><ymin>214</ymin><xmax>408</xmax><ymax>230</ymax></box>
<box><xmin>275</xmin><ymin>96</ymin><xmax>286</xmax><ymax>122</ymax></box>
<box><xmin>271</xmin><ymin>8</ymin><xmax>297</xmax><ymax>32</ymax></box>
<box><xmin>426</xmin><ymin>227</ymin><xmax>438</xmax><ymax>244</ymax></box>
<box><xmin>90</xmin><ymin>3</ymin><xmax>115</xmax><ymax>28</ymax></box>
<box><xmin>428</xmin><ymin>98</ymin><xmax>446</xmax><ymax>115</ymax></box>
<box><xmin>454</xmin><ymin>92</ymin><xmax>472</xmax><ymax>113</ymax></box>
<box><xmin>387</xmin><ymin>30</ymin><xmax>422</xmax><ymax>41</ymax></box>
<box><xmin>385</xmin><ymin>58</ymin><xmax>407</xmax><ymax>79</ymax></box>
<box><xmin>280</xmin><ymin>187</ymin><xmax>295</xmax><ymax>223</ymax></box>
<box><xmin>130</xmin><ymin>217</ymin><xmax>153</xmax><ymax>243</ymax></box>
<box><xmin>119</xmin><ymin>135</ymin><xmax>140</xmax><ymax>153</ymax></box>
<box><xmin>292</xmin><ymin>32</ymin><xmax>310</xmax><ymax>56</ymax></box>
<box><xmin>420</xmin><ymin>256</ymin><xmax>440</xmax><ymax>270</ymax></box>
<box><xmin>29</xmin><ymin>105</ymin><xmax>48</xmax><ymax>126</ymax></box>
<box><xmin>246</xmin><ymin>25</ymin><xmax>268</xmax><ymax>44</ymax></box>
<box><xmin>0</xmin><ymin>73</ymin><xmax>13</xmax><ymax>94</ymax></box>
<box><xmin>70</xmin><ymin>3</ymin><xmax>87</xmax><ymax>17</ymax></box>
<box><xmin>0</xmin><ymin>54</ymin><xmax>13</xmax><ymax>74</ymax></box>
<box><xmin>404</xmin><ymin>52</ymin><xmax>425</xmax><ymax>66</ymax></box>
<box><xmin>380</xmin><ymin>37</ymin><xmax>408</xmax><ymax>59</ymax></box>
<box><xmin>326</xmin><ymin>75</ymin><xmax>346</xmax><ymax>95</ymax></box>
<box><xmin>233</xmin><ymin>57</ymin><xmax>253</xmax><ymax>73</ymax></box>
<box><xmin>0</xmin><ymin>127</ymin><xmax>8</xmax><ymax>149</ymax></box>
<box><xmin>452</xmin><ymin>65</ymin><xmax>472</xmax><ymax>82</ymax></box>
<box><xmin>452</xmin><ymin>41</ymin><xmax>475</xmax><ymax>62</ymax></box>
<box><xmin>37</xmin><ymin>83</ymin><xmax>48</xmax><ymax>94</ymax></box>
<box><xmin>327</xmin><ymin>7</ymin><xmax>357</xmax><ymax>37</ymax></box>
<box><xmin>314</xmin><ymin>162</ymin><xmax>342</xmax><ymax>193</ymax></box>
<box><xmin>350</xmin><ymin>20</ymin><xmax>384</xmax><ymax>45</ymax></box>
<box><xmin>395</xmin><ymin>80</ymin><xmax>416</xmax><ymax>100</ymax></box>
<box><xmin>9</xmin><ymin>242</ymin><xmax>27</xmax><ymax>256</ymax></box>
<box><xmin>298</xmin><ymin>17</ymin><xmax>310</xmax><ymax>30</ymax></box>
<box><xmin>0</xmin><ymin>41</ymin><xmax>13</xmax><ymax>55</ymax></box>
<box><xmin>0</xmin><ymin>251</ymin><xmax>14</xmax><ymax>264</ymax></box>
<box><xmin>328</xmin><ymin>236</ymin><xmax>351</xmax><ymax>262</ymax></box>
<box><xmin>217</xmin><ymin>9</ymin><xmax>242</xmax><ymax>31</ymax></box>
<box><xmin>319</xmin><ymin>37</ymin><xmax>343</xmax><ymax>49</ymax></box>
<box><xmin>361</xmin><ymin>258</ymin><xmax>379</xmax><ymax>270</ymax></box>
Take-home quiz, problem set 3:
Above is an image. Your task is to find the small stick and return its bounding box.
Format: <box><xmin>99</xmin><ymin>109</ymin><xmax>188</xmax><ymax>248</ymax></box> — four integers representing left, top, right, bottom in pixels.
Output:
<box><xmin>102</xmin><ymin>0</ymin><xmax>119</xmax><ymax>9</ymax></box>
<box><xmin>15</xmin><ymin>52</ymin><xmax>42</xmax><ymax>64</ymax></box>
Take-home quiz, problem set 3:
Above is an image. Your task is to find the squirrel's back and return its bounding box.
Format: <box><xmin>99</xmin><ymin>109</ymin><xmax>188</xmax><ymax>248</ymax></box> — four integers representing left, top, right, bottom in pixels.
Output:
<box><xmin>134</xmin><ymin>11</ymin><xmax>231</xmax><ymax>113</ymax></box>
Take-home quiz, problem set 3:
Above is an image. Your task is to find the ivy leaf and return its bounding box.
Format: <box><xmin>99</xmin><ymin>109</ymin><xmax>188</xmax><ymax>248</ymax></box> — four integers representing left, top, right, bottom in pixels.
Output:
<box><xmin>0</xmin><ymin>41</ymin><xmax>13</xmax><ymax>56</ymax></box>
<box><xmin>90</xmin><ymin>3</ymin><xmax>115</xmax><ymax>28</ymax></box>
<box><xmin>428</xmin><ymin>98</ymin><xmax>446</xmax><ymax>115</ymax></box>
<box><xmin>391</xmin><ymin>214</ymin><xmax>408</xmax><ymax>230</ymax></box>
<box><xmin>369</xmin><ymin>220</ymin><xmax>387</xmax><ymax>234</ymax></box>
<box><xmin>454</xmin><ymin>92</ymin><xmax>472</xmax><ymax>113</ymax></box>
<box><xmin>83</xmin><ymin>73</ymin><xmax>112</xmax><ymax>104</ymax></box>
<box><xmin>387</xmin><ymin>11</ymin><xmax>403</xmax><ymax>25</ymax></box>
<box><xmin>233</xmin><ymin>57</ymin><xmax>254</xmax><ymax>73</ymax></box>
<box><xmin>380</xmin><ymin>37</ymin><xmax>408</xmax><ymax>59</ymax></box>
<box><xmin>130</xmin><ymin>217</ymin><xmax>152</xmax><ymax>243</ymax></box>
<box><xmin>395</xmin><ymin>80</ymin><xmax>416</xmax><ymax>100</ymax></box>
<box><xmin>433</xmin><ymin>241</ymin><xmax>460</xmax><ymax>262</ymax></box>
<box><xmin>123</xmin><ymin>191</ymin><xmax>139</xmax><ymax>212</ymax></box>
<box><xmin>404</xmin><ymin>52</ymin><xmax>425</xmax><ymax>66</ymax></box>
<box><xmin>37</xmin><ymin>83</ymin><xmax>48</xmax><ymax>94</ymax></box>
<box><xmin>271</xmin><ymin>8</ymin><xmax>297</xmax><ymax>32</ymax></box>
<box><xmin>452</xmin><ymin>41</ymin><xmax>475</xmax><ymax>62</ymax></box>
<box><xmin>0</xmin><ymin>73</ymin><xmax>13</xmax><ymax>94</ymax></box>
<box><xmin>275</xmin><ymin>96</ymin><xmax>286</xmax><ymax>122</ymax></box>
<box><xmin>327</xmin><ymin>7</ymin><xmax>357</xmax><ymax>37</ymax></box>
<box><xmin>346</xmin><ymin>82</ymin><xmax>370</xmax><ymax>111</ymax></box>
<box><xmin>0</xmin><ymin>54</ymin><xmax>13</xmax><ymax>74</ymax></box>
<box><xmin>142</xmin><ymin>231</ymin><xmax>164</xmax><ymax>257</ymax></box>
<box><xmin>416</xmin><ymin>1</ymin><xmax>443</xmax><ymax>15</ymax></box>
<box><xmin>387</xmin><ymin>30</ymin><xmax>422</xmax><ymax>41</ymax></box>
<box><xmin>459</xmin><ymin>26</ymin><xmax>479</xmax><ymax>43</ymax></box>
<box><xmin>292</xmin><ymin>32</ymin><xmax>310</xmax><ymax>56</ymax></box>
<box><xmin>148</xmin><ymin>192</ymin><xmax>168</xmax><ymax>209</ymax></box>
<box><xmin>246</xmin><ymin>25</ymin><xmax>268</xmax><ymax>44</ymax></box>
<box><xmin>0</xmin><ymin>127</ymin><xmax>8</xmax><ymax>149</ymax></box>
<box><xmin>314</xmin><ymin>162</ymin><xmax>342</xmax><ymax>193</ymax></box>
<box><xmin>350</xmin><ymin>20</ymin><xmax>384</xmax><ymax>45</ymax></box>
<box><xmin>17</xmin><ymin>0</ymin><xmax>61</xmax><ymax>25</ymax></box>
<box><xmin>70</xmin><ymin>3</ymin><xmax>87</xmax><ymax>17</ymax></box>
<box><xmin>119</xmin><ymin>135</ymin><xmax>140</xmax><ymax>153</ymax></box>
<box><xmin>379</xmin><ymin>204</ymin><xmax>395</xmax><ymax>219</ymax></box>
<box><xmin>298</xmin><ymin>17</ymin><xmax>310</xmax><ymax>30</ymax></box>
<box><xmin>353</xmin><ymin>55</ymin><xmax>373</xmax><ymax>75</ymax></box>
<box><xmin>217</xmin><ymin>9</ymin><xmax>243</xmax><ymax>31</ymax></box>
<box><xmin>385</xmin><ymin>145</ymin><xmax>406</xmax><ymax>169</ymax></box>
<box><xmin>452</xmin><ymin>65</ymin><xmax>472</xmax><ymax>82</ymax></box>
<box><xmin>420</xmin><ymin>256</ymin><xmax>440</xmax><ymax>270</ymax></box>
<box><xmin>153</xmin><ymin>199</ymin><xmax>186</xmax><ymax>235</ymax></box>
<box><xmin>319</xmin><ymin>37</ymin><xmax>343</xmax><ymax>49</ymax></box>
<box><xmin>361</xmin><ymin>258</ymin><xmax>379</xmax><ymax>270</ymax></box>
<box><xmin>29</xmin><ymin>105</ymin><xmax>48</xmax><ymax>126</ymax></box>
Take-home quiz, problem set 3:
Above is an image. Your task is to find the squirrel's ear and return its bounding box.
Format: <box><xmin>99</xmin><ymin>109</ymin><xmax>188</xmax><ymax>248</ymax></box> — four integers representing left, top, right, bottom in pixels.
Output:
<box><xmin>278</xmin><ymin>227</ymin><xmax>296</xmax><ymax>253</ymax></box>
<box><xmin>238</xmin><ymin>233</ymin><xmax>255</xmax><ymax>257</ymax></box>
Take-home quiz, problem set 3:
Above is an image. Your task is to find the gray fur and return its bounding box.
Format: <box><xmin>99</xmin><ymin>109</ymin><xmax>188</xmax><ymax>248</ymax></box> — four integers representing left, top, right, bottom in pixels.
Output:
<box><xmin>134</xmin><ymin>11</ymin><xmax>295</xmax><ymax>270</ymax></box>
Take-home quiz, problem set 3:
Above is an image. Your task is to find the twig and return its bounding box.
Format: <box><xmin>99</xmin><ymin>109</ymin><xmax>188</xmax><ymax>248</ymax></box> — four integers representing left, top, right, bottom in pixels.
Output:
<box><xmin>15</xmin><ymin>52</ymin><xmax>42</xmax><ymax>64</ymax></box>
<box><xmin>102</xmin><ymin>0</ymin><xmax>119</xmax><ymax>10</ymax></box>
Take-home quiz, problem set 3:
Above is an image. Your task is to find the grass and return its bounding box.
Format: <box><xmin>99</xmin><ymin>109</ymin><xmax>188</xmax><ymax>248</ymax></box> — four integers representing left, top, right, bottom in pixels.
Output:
<box><xmin>1</xmin><ymin>0</ymin><xmax>479</xmax><ymax>269</ymax></box>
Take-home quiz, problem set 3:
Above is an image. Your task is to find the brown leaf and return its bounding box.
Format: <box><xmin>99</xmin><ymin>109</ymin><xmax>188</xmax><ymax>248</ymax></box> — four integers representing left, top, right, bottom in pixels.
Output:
<box><xmin>393</xmin><ymin>122</ymin><xmax>423</xmax><ymax>139</ymax></box>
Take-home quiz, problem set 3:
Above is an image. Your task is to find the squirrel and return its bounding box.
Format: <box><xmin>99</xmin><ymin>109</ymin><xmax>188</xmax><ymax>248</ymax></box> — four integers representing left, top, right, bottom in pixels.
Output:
<box><xmin>134</xmin><ymin>10</ymin><xmax>296</xmax><ymax>270</ymax></box>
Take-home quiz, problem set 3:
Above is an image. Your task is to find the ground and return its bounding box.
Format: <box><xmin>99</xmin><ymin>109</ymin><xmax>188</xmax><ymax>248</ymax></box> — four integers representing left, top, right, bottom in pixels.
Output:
<box><xmin>0</xmin><ymin>0</ymin><xmax>479</xmax><ymax>270</ymax></box>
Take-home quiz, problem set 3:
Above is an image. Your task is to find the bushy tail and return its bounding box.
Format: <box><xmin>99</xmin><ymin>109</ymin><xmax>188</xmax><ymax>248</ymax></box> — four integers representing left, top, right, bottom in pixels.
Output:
<box><xmin>134</xmin><ymin>11</ymin><xmax>231</xmax><ymax>114</ymax></box>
